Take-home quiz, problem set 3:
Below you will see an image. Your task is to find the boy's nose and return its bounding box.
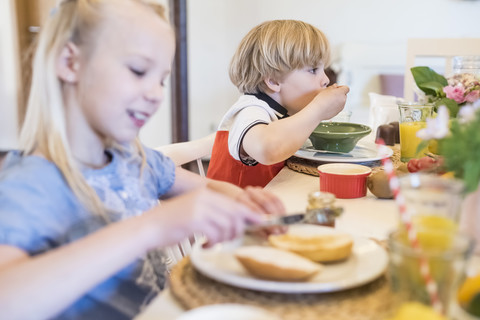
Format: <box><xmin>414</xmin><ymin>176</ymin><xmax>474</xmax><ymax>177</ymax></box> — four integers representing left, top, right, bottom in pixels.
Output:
<box><xmin>323</xmin><ymin>77</ymin><xmax>330</xmax><ymax>88</ymax></box>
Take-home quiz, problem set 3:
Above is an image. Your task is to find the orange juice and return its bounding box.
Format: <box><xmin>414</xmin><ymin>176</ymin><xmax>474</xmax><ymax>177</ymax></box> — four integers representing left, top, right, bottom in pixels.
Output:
<box><xmin>389</xmin><ymin>216</ymin><xmax>468</xmax><ymax>317</ymax></box>
<box><xmin>387</xmin><ymin>302</ymin><xmax>447</xmax><ymax>320</ymax></box>
<box><xmin>397</xmin><ymin>215</ymin><xmax>458</xmax><ymax>251</ymax></box>
<box><xmin>399</xmin><ymin>121</ymin><xmax>427</xmax><ymax>161</ymax></box>
<box><xmin>412</xmin><ymin>215</ymin><xmax>458</xmax><ymax>250</ymax></box>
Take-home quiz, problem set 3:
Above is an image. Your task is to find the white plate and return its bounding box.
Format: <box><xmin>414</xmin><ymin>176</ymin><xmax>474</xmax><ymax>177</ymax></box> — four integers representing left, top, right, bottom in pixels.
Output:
<box><xmin>190</xmin><ymin>225</ymin><xmax>388</xmax><ymax>294</ymax></box>
<box><xmin>295</xmin><ymin>140</ymin><xmax>393</xmax><ymax>163</ymax></box>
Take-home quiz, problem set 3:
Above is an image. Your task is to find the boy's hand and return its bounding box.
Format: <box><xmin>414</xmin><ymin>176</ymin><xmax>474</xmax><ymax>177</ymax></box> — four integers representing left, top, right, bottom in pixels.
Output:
<box><xmin>311</xmin><ymin>84</ymin><xmax>350</xmax><ymax>120</ymax></box>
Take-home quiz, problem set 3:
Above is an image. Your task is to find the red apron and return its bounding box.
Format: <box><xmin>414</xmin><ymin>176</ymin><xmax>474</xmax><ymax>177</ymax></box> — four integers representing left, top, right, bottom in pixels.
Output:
<box><xmin>207</xmin><ymin>131</ymin><xmax>285</xmax><ymax>188</ymax></box>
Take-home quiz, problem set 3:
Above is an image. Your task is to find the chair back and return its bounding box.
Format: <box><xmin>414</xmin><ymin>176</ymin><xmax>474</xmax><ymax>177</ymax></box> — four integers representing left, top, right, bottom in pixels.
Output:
<box><xmin>156</xmin><ymin>134</ymin><xmax>216</xmax><ymax>266</ymax></box>
<box><xmin>404</xmin><ymin>38</ymin><xmax>480</xmax><ymax>101</ymax></box>
<box><xmin>155</xmin><ymin>133</ymin><xmax>215</xmax><ymax>177</ymax></box>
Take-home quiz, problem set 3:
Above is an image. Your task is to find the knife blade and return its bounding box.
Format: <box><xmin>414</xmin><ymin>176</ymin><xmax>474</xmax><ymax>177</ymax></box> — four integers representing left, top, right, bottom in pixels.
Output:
<box><xmin>246</xmin><ymin>213</ymin><xmax>306</xmax><ymax>232</ymax></box>
<box><xmin>302</xmin><ymin>146</ymin><xmax>353</xmax><ymax>156</ymax></box>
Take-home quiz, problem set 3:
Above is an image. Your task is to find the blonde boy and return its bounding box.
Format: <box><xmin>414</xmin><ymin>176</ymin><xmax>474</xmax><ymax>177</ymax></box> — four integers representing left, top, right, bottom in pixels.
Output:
<box><xmin>208</xmin><ymin>20</ymin><xmax>349</xmax><ymax>187</ymax></box>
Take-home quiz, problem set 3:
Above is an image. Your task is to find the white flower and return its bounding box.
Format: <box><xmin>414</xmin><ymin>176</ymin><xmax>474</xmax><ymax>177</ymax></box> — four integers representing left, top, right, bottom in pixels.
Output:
<box><xmin>459</xmin><ymin>100</ymin><xmax>480</xmax><ymax>123</ymax></box>
<box><xmin>416</xmin><ymin>105</ymin><xmax>450</xmax><ymax>140</ymax></box>
<box><xmin>473</xmin><ymin>99</ymin><xmax>480</xmax><ymax>110</ymax></box>
<box><xmin>459</xmin><ymin>105</ymin><xmax>477</xmax><ymax>122</ymax></box>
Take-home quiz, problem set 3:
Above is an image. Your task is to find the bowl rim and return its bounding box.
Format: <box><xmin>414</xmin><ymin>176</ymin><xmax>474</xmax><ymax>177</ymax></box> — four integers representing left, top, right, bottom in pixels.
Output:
<box><xmin>317</xmin><ymin>163</ymin><xmax>372</xmax><ymax>176</ymax></box>
<box><xmin>312</xmin><ymin>122</ymin><xmax>372</xmax><ymax>136</ymax></box>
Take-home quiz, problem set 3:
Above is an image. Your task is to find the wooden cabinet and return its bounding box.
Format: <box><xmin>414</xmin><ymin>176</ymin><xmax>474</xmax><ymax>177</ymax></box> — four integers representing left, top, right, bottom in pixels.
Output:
<box><xmin>13</xmin><ymin>0</ymin><xmax>56</xmax><ymax>127</ymax></box>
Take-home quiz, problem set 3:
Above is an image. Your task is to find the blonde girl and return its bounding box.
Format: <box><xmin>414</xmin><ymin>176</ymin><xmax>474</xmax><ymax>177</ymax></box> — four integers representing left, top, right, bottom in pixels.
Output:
<box><xmin>0</xmin><ymin>1</ymin><xmax>284</xmax><ymax>319</ymax></box>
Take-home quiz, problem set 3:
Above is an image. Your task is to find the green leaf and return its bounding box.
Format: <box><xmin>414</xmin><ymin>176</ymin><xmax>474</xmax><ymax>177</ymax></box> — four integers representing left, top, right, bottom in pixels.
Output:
<box><xmin>434</xmin><ymin>98</ymin><xmax>459</xmax><ymax>117</ymax></box>
<box><xmin>439</xmin><ymin>109</ymin><xmax>480</xmax><ymax>193</ymax></box>
<box><xmin>464</xmin><ymin>160</ymin><xmax>480</xmax><ymax>193</ymax></box>
<box><xmin>411</xmin><ymin>66</ymin><xmax>448</xmax><ymax>87</ymax></box>
<box><xmin>418</xmin><ymin>81</ymin><xmax>446</xmax><ymax>97</ymax></box>
<box><xmin>411</xmin><ymin>67</ymin><xmax>449</xmax><ymax>97</ymax></box>
<box><xmin>466</xmin><ymin>293</ymin><xmax>480</xmax><ymax>316</ymax></box>
<box><xmin>415</xmin><ymin>140</ymin><xmax>430</xmax><ymax>157</ymax></box>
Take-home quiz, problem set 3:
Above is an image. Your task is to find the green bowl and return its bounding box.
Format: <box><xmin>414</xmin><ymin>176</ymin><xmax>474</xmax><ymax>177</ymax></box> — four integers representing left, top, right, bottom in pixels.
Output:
<box><xmin>308</xmin><ymin>122</ymin><xmax>372</xmax><ymax>153</ymax></box>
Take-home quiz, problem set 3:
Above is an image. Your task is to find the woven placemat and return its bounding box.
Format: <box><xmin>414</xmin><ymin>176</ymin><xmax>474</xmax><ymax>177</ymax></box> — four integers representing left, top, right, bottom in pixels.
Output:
<box><xmin>287</xmin><ymin>145</ymin><xmax>401</xmax><ymax>177</ymax></box>
<box><xmin>169</xmin><ymin>257</ymin><xmax>397</xmax><ymax>320</ymax></box>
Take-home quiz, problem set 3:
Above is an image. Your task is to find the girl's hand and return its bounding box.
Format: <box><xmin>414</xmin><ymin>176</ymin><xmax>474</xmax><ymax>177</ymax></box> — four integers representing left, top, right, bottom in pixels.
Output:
<box><xmin>153</xmin><ymin>188</ymin><xmax>263</xmax><ymax>248</ymax></box>
<box><xmin>235</xmin><ymin>186</ymin><xmax>287</xmax><ymax>238</ymax></box>
<box><xmin>235</xmin><ymin>186</ymin><xmax>286</xmax><ymax>216</ymax></box>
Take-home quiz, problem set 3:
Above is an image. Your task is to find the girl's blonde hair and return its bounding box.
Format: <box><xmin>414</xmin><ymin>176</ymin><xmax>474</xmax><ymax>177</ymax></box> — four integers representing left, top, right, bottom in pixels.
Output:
<box><xmin>229</xmin><ymin>20</ymin><xmax>331</xmax><ymax>94</ymax></box>
<box><xmin>20</xmin><ymin>0</ymin><xmax>167</xmax><ymax>218</ymax></box>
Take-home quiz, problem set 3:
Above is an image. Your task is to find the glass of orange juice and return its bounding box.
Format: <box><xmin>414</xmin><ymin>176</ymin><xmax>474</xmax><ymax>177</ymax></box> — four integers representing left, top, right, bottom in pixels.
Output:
<box><xmin>388</xmin><ymin>229</ymin><xmax>474</xmax><ymax>319</ymax></box>
<box><xmin>399</xmin><ymin>173</ymin><xmax>465</xmax><ymax>224</ymax></box>
<box><xmin>388</xmin><ymin>174</ymin><xmax>473</xmax><ymax>318</ymax></box>
<box><xmin>398</xmin><ymin>102</ymin><xmax>434</xmax><ymax>162</ymax></box>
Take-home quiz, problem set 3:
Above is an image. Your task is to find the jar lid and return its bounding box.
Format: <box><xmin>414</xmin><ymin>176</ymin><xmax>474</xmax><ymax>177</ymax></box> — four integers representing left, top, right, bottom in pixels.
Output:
<box><xmin>453</xmin><ymin>55</ymin><xmax>480</xmax><ymax>73</ymax></box>
<box><xmin>308</xmin><ymin>191</ymin><xmax>336</xmax><ymax>208</ymax></box>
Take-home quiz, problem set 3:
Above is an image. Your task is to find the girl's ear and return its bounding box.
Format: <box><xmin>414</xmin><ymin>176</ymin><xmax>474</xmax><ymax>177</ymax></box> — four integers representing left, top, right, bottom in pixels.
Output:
<box><xmin>56</xmin><ymin>42</ymin><xmax>81</xmax><ymax>83</ymax></box>
<box><xmin>264</xmin><ymin>77</ymin><xmax>281</xmax><ymax>93</ymax></box>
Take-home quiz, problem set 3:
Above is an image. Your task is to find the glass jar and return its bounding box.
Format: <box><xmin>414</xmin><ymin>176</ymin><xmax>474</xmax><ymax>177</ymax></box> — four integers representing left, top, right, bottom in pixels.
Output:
<box><xmin>304</xmin><ymin>191</ymin><xmax>343</xmax><ymax>227</ymax></box>
<box><xmin>452</xmin><ymin>56</ymin><xmax>480</xmax><ymax>77</ymax></box>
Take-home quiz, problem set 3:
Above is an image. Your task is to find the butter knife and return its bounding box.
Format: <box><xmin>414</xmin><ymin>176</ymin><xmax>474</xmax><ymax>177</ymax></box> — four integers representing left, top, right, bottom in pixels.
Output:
<box><xmin>301</xmin><ymin>146</ymin><xmax>353</xmax><ymax>156</ymax></box>
<box><xmin>246</xmin><ymin>213</ymin><xmax>306</xmax><ymax>232</ymax></box>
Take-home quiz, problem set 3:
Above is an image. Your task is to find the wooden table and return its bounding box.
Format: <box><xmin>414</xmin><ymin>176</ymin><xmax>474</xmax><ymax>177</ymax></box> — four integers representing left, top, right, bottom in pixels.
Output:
<box><xmin>263</xmin><ymin>166</ymin><xmax>399</xmax><ymax>240</ymax></box>
<box><xmin>135</xmin><ymin>166</ymin><xmax>480</xmax><ymax>320</ymax></box>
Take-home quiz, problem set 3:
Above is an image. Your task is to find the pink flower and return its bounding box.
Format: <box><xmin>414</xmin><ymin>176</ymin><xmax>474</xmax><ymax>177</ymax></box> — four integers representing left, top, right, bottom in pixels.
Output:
<box><xmin>465</xmin><ymin>90</ymin><xmax>480</xmax><ymax>103</ymax></box>
<box><xmin>443</xmin><ymin>85</ymin><xmax>466</xmax><ymax>104</ymax></box>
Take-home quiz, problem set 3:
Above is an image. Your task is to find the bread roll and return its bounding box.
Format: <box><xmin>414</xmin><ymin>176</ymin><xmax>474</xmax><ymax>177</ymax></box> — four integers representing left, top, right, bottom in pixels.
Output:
<box><xmin>234</xmin><ymin>246</ymin><xmax>322</xmax><ymax>281</ymax></box>
<box><xmin>268</xmin><ymin>232</ymin><xmax>353</xmax><ymax>262</ymax></box>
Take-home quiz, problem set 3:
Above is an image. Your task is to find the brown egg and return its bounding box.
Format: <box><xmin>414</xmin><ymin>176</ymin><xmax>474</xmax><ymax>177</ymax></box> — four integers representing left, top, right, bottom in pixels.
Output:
<box><xmin>367</xmin><ymin>169</ymin><xmax>393</xmax><ymax>199</ymax></box>
<box><xmin>367</xmin><ymin>166</ymin><xmax>408</xmax><ymax>199</ymax></box>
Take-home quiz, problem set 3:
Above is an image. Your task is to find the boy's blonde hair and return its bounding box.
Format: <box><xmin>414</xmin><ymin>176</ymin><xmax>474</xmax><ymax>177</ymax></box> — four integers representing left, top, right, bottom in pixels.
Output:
<box><xmin>19</xmin><ymin>0</ymin><xmax>167</xmax><ymax>218</ymax></box>
<box><xmin>229</xmin><ymin>20</ymin><xmax>331</xmax><ymax>94</ymax></box>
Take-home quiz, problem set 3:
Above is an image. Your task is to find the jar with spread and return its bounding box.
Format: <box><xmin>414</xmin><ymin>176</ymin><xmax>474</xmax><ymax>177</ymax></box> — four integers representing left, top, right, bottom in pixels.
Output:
<box><xmin>304</xmin><ymin>191</ymin><xmax>343</xmax><ymax>227</ymax></box>
<box><xmin>452</xmin><ymin>55</ymin><xmax>480</xmax><ymax>77</ymax></box>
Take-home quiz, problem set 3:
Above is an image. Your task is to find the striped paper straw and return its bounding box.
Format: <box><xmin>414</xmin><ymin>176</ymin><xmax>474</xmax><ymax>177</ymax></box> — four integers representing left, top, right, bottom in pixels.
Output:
<box><xmin>376</xmin><ymin>139</ymin><xmax>442</xmax><ymax>314</ymax></box>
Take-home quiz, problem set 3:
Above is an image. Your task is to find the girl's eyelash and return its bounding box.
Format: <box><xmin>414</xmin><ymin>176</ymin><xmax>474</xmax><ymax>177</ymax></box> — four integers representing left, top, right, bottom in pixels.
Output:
<box><xmin>130</xmin><ymin>67</ymin><xmax>146</xmax><ymax>77</ymax></box>
<box><xmin>309</xmin><ymin>68</ymin><xmax>318</xmax><ymax>74</ymax></box>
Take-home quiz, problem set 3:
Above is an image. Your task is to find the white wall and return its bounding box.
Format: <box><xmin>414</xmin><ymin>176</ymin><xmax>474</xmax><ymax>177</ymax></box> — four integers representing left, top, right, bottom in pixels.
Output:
<box><xmin>2</xmin><ymin>0</ymin><xmax>480</xmax><ymax>149</ymax></box>
<box><xmin>138</xmin><ymin>0</ymin><xmax>172</xmax><ymax>148</ymax></box>
<box><xmin>186</xmin><ymin>0</ymin><xmax>480</xmax><ymax>140</ymax></box>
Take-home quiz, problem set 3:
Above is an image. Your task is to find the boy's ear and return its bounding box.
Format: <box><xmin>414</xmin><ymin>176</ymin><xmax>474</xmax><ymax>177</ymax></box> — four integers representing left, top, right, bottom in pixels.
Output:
<box><xmin>264</xmin><ymin>77</ymin><xmax>281</xmax><ymax>93</ymax></box>
<box><xmin>56</xmin><ymin>42</ymin><xmax>81</xmax><ymax>83</ymax></box>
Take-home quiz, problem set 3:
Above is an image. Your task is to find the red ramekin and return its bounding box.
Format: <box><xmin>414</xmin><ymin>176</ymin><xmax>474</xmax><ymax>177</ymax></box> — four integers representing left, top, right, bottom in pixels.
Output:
<box><xmin>317</xmin><ymin>163</ymin><xmax>372</xmax><ymax>199</ymax></box>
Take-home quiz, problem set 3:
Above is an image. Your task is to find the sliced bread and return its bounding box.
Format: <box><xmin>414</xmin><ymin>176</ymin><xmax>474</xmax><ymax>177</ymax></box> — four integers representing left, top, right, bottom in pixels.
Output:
<box><xmin>268</xmin><ymin>232</ymin><xmax>353</xmax><ymax>262</ymax></box>
<box><xmin>234</xmin><ymin>245</ymin><xmax>322</xmax><ymax>281</ymax></box>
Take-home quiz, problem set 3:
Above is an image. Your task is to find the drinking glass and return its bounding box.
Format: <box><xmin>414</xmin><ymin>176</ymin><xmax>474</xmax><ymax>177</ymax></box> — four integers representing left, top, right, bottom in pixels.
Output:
<box><xmin>398</xmin><ymin>102</ymin><xmax>433</xmax><ymax>162</ymax></box>
<box><xmin>388</xmin><ymin>229</ymin><xmax>474</xmax><ymax>318</ymax></box>
<box><xmin>399</xmin><ymin>173</ymin><xmax>465</xmax><ymax>224</ymax></box>
<box><xmin>388</xmin><ymin>173</ymin><xmax>472</xmax><ymax>318</ymax></box>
